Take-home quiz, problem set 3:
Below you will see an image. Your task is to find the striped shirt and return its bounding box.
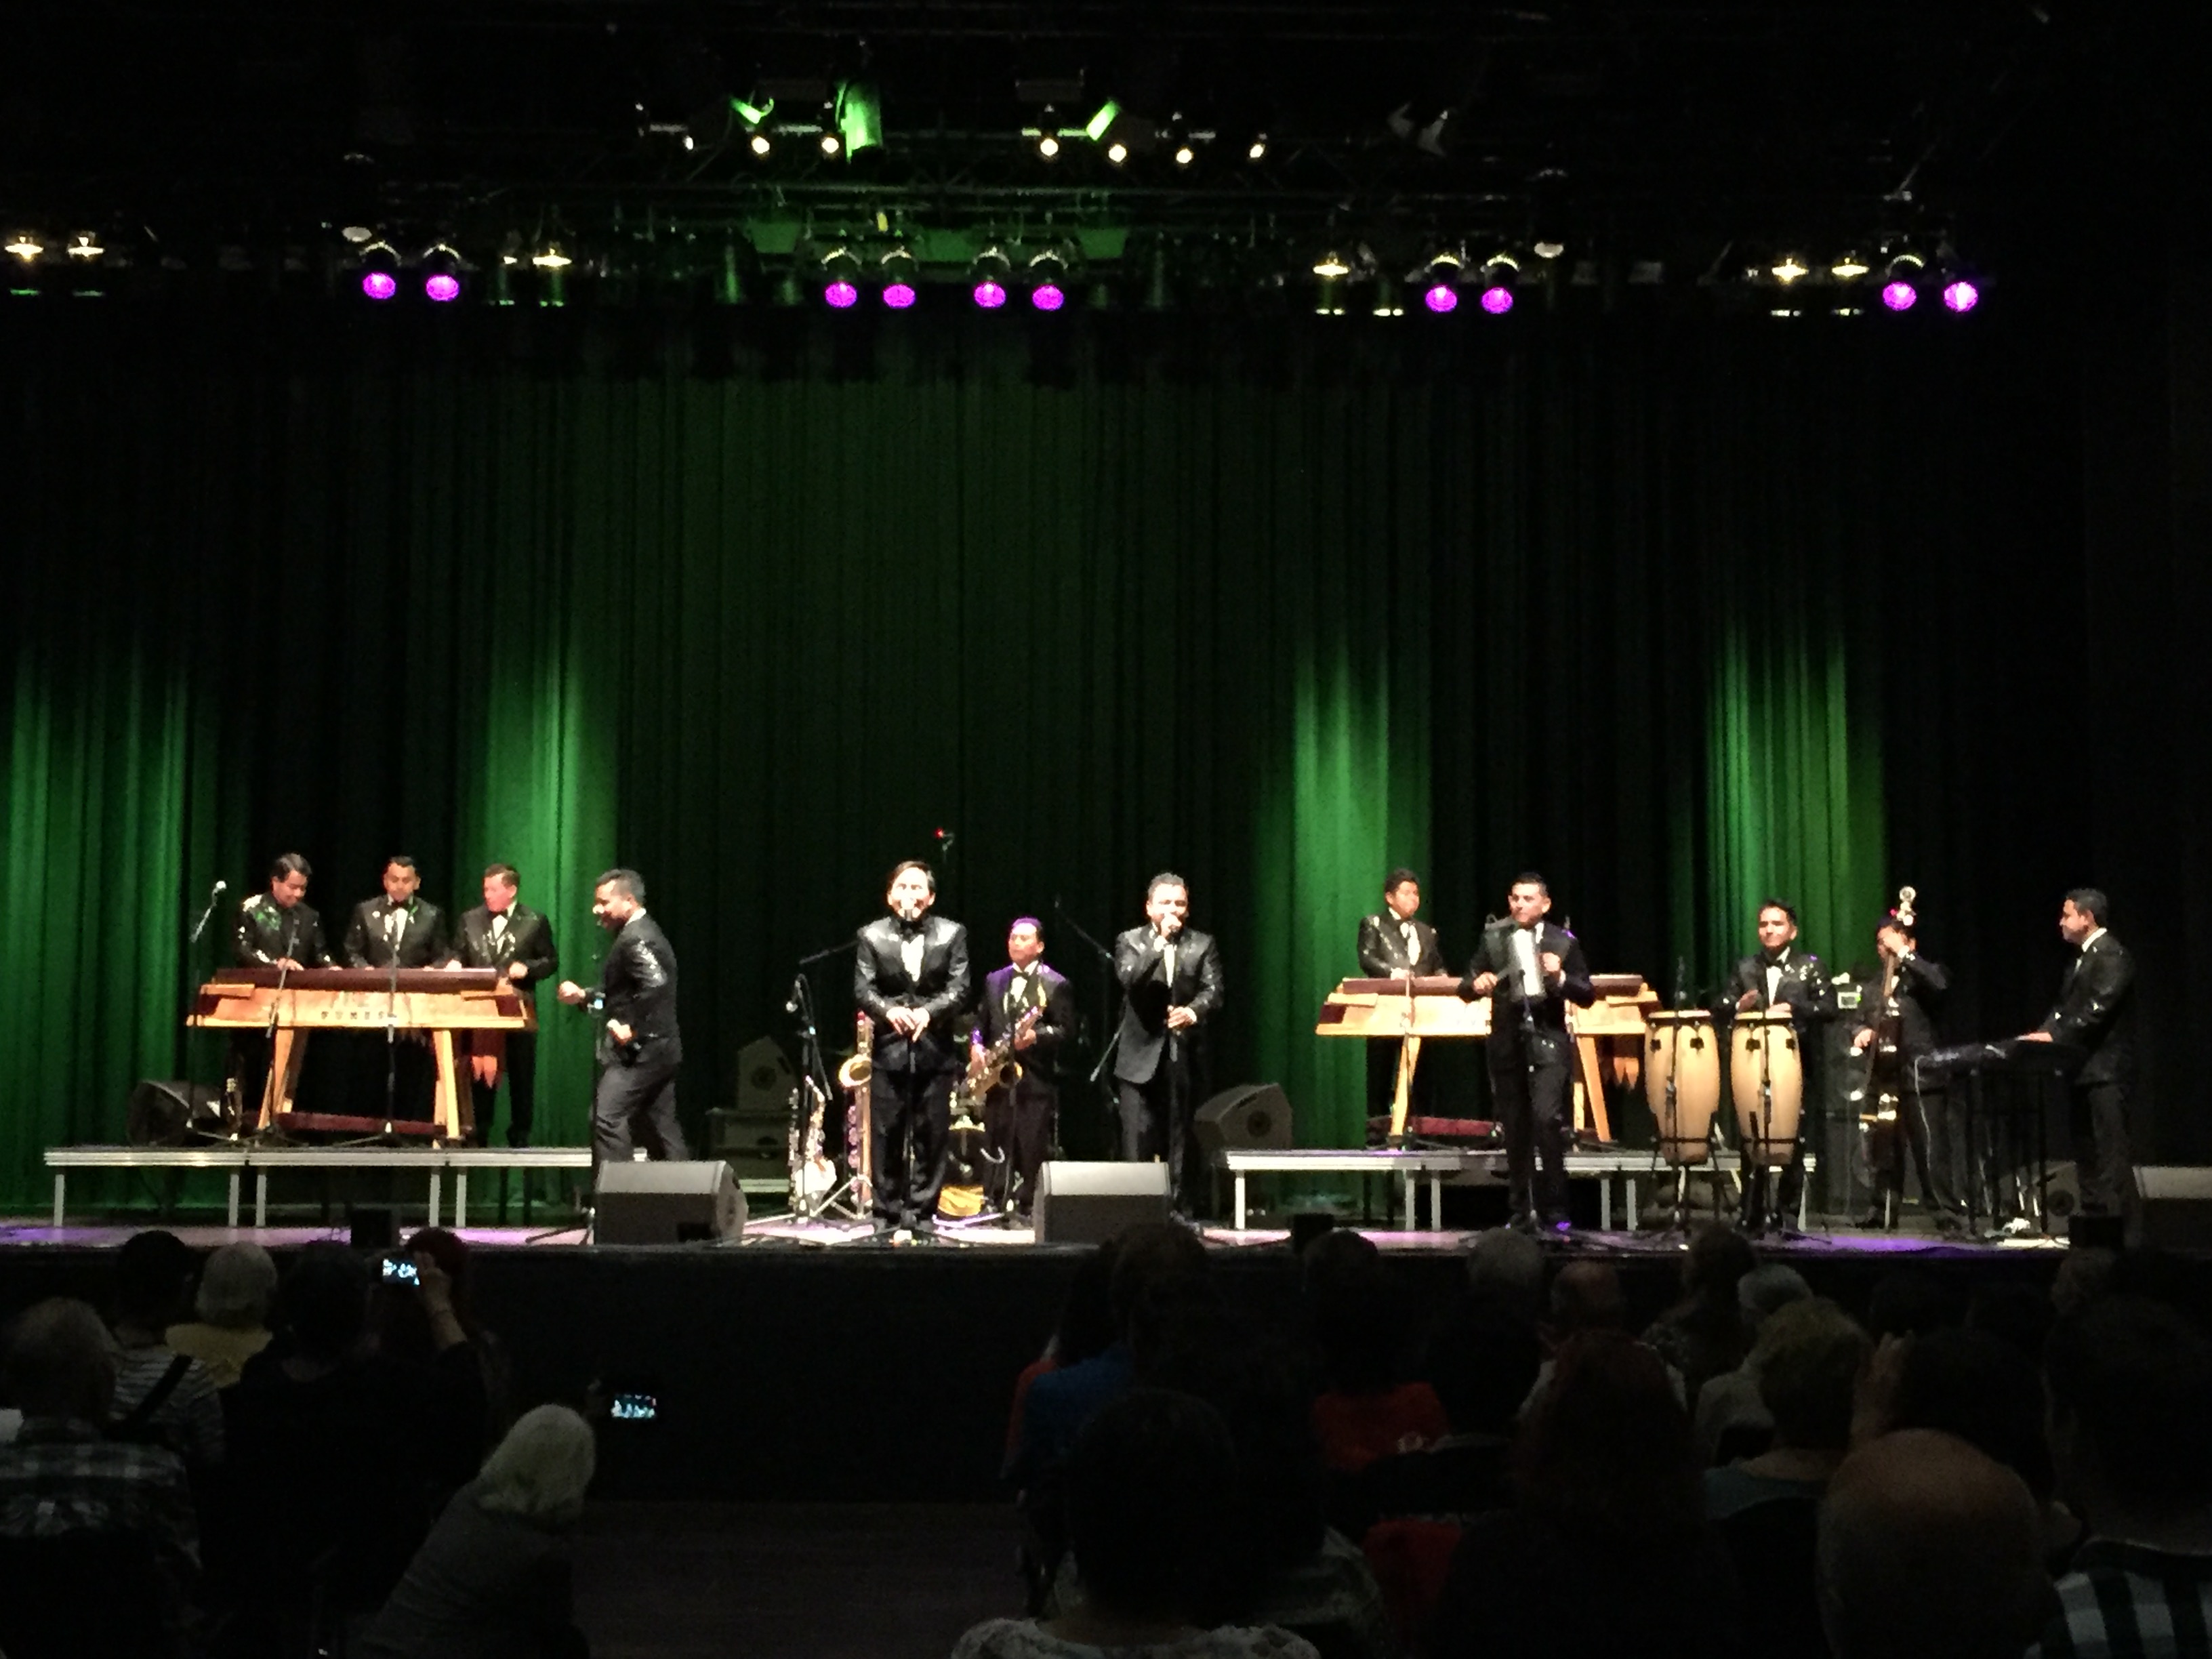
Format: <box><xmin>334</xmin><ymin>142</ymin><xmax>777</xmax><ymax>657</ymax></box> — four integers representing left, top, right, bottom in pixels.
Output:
<box><xmin>111</xmin><ymin>1345</ymin><xmax>226</xmax><ymax>1467</ymax></box>
<box><xmin>2032</xmin><ymin>1538</ymin><xmax>2212</xmax><ymax>1658</ymax></box>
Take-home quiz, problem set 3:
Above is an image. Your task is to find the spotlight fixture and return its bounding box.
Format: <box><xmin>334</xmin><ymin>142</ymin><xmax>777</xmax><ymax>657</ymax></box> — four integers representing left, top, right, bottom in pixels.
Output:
<box><xmin>1312</xmin><ymin>249</ymin><xmax>1352</xmax><ymax>279</ymax></box>
<box><xmin>1941</xmin><ymin>278</ymin><xmax>1980</xmax><ymax>314</ymax></box>
<box><xmin>1531</xmin><ymin>239</ymin><xmax>1565</xmax><ymax>261</ymax></box>
<box><xmin>1477</xmin><ymin>254</ymin><xmax>1519</xmax><ymax>314</ymax></box>
<box><xmin>879</xmin><ymin>247</ymin><xmax>918</xmax><ymax>309</ymax></box>
<box><xmin>65</xmin><ymin>234</ymin><xmax>103</xmax><ymax>262</ymax></box>
<box><xmin>422</xmin><ymin>244</ymin><xmax>463</xmax><ymax>304</ymax></box>
<box><xmin>1419</xmin><ymin>253</ymin><xmax>1463</xmax><ymax>314</ymax></box>
<box><xmin>750</xmin><ymin>132</ymin><xmax>773</xmax><ymax>157</ymax></box>
<box><xmin>1247</xmin><ymin>135</ymin><xmax>1269</xmax><ymax>161</ymax></box>
<box><xmin>1038</xmin><ymin>132</ymin><xmax>1061</xmax><ymax>159</ymax></box>
<box><xmin>5</xmin><ymin>232</ymin><xmax>44</xmax><ymax>262</ymax></box>
<box><xmin>531</xmin><ymin>245</ymin><xmax>573</xmax><ymax>270</ymax></box>
<box><xmin>1028</xmin><ymin>247</ymin><xmax>1069</xmax><ymax>312</ymax></box>
<box><xmin>1173</xmin><ymin>142</ymin><xmax>1195</xmax><ymax>167</ymax></box>
<box><xmin>1880</xmin><ymin>253</ymin><xmax>1925</xmax><ymax>312</ymax></box>
<box><xmin>1372</xmin><ymin>273</ymin><xmax>1404</xmax><ymax>317</ymax></box>
<box><xmin>821</xmin><ymin>133</ymin><xmax>842</xmax><ymax>157</ymax></box>
<box><xmin>359</xmin><ymin>240</ymin><xmax>400</xmax><ymax>301</ymax></box>
<box><xmin>1830</xmin><ymin>253</ymin><xmax>1870</xmax><ymax>281</ymax></box>
<box><xmin>970</xmin><ymin>246</ymin><xmax>1011</xmax><ymax>309</ymax></box>
<box><xmin>834</xmin><ymin>79</ymin><xmax>883</xmax><ymax>157</ymax></box>
<box><xmin>1770</xmin><ymin>254</ymin><xmax>1809</xmax><ymax>285</ymax></box>
<box><xmin>1084</xmin><ymin>100</ymin><xmax>1121</xmax><ymax>142</ymax></box>
<box><xmin>1105</xmin><ymin>140</ymin><xmax>1129</xmax><ymax>165</ymax></box>
<box><xmin>820</xmin><ymin>246</ymin><xmax>861</xmax><ymax>308</ymax></box>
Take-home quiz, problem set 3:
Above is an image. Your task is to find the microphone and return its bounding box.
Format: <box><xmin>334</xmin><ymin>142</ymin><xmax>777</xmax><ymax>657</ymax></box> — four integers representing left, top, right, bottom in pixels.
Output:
<box><xmin>1674</xmin><ymin>955</ymin><xmax>1689</xmax><ymax>1010</ymax></box>
<box><xmin>785</xmin><ymin>975</ymin><xmax>807</xmax><ymax>1015</ymax></box>
<box><xmin>934</xmin><ymin>827</ymin><xmax>956</xmax><ymax>855</ymax></box>
<box><xmin>189</xmin><ymin>878</ymin><xmax>228</xmax><ymax>945</ymax></box>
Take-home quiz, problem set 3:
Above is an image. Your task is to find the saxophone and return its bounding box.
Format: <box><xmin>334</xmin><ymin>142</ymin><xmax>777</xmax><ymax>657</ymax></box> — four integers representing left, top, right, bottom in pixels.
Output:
<box><xmin>953</xmin><ymin>1006</ymin><xmax>1039</xmax><ymax>1136</ymax></box>
<box><xmin>838</xmin><ymin>1014</ymin><xmax>874</xmax><ymax>1213</ymax></box>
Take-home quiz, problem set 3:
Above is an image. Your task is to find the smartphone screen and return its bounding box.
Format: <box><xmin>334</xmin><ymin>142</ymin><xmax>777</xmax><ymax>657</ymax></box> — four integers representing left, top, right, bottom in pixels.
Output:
<box><xmin>382</xmin><ymin>1255</ymin><xmax>419</xmax><ymax>1286</ymax></box>
<box><xmin>611</xmin><ymin>1392</ymin><xmax>658</xmax><ymax>1421</ymax></box>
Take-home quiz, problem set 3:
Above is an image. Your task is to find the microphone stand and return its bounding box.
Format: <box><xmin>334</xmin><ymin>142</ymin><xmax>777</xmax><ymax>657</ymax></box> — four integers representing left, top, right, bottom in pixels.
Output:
<box><xmin>1055</xmin><ymin>898</ymin><xmax>1126</xmax><ymax>1139</ymax></box>
<box><xmin>383</xmin><ymin>912</ymin><xmax>403</xmax><ymax>1139</ymax></box>
<box><xmin>174</xmin><ymin>877</ymin><xmax>226</xmax><ymax>1099</ymax></box>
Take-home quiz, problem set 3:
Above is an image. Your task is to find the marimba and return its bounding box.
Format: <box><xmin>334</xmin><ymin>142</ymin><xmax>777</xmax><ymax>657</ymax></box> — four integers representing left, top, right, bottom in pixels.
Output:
<box><xmin>189</xmin><ymin>967</ymin><xmax>537</xmax><ymax>1140</ymax></box>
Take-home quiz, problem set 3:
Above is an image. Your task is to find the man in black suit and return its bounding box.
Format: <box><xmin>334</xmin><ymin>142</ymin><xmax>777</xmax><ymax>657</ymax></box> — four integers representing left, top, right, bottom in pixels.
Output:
<box><xmin>1847</xmin><ymin>911</ymin><xmax>1958</xmax><ymax>1228</ymax></box>
<box><xmin>233</xmin><ymin>852</ymin><xmax>331</xmax><ymax>969</ymax></box>
<box><xmin>230</xmin><ymin>852</ymin><xmax>331</xmax><ymax>1116</ymax></box>
<box><xmin>854</xmin><ymin>861</ymin><xmax>972</xmax><ymax>1233</ymax></box>
<box><xmin>1357</xmin><ymin>867</ymin><xmax>1447</xmax><ymax>1122</ymax></box>
<box><xmin>339</xmin><ymin>855</ymin><xmax>453</xmax><ymax>1120</ymax></box>
<box><xmin>970</xmin><ymin>916</ymin><xmax>1076</xmax><ymax>1218</ymax></box>
<box><xmin>1113</xmin><ymin>872</ymin><xmax>1226</xmax><ymax>1210</ymax></box>
<box><xmin>451</xmin><ymin>862</ymin><xmax>559</xmax><ymax>1147</ymax></box>
<box><xmin>558</xmin><ymin>867</ymin><xmax>689</xmax><ymax>1169</ymax></box>
<box><xmin>341</xmin><ymin>855</ymin><xmax>453</xmax><ymax>970</ymax></box>
<box><xmin>2022</xmin><ymin>886</ymin><xmax>2137</xmax><ymax>1233</ymax></box>
<box><xmin>1457</xmin><ymin>872</ymin><xmax>1594</xmax><ymax>1233</ymax></box>
<box><xmin>1727</xmin><ymin>898</ymin><xmax>1835</xmax><ymax>1232</ymax></box>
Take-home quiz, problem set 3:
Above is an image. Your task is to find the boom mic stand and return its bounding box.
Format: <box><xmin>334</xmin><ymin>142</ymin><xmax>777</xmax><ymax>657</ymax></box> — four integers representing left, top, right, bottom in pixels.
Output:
<box><xmin>1056</xmin><ymin>899</ymin><xmax>1124</xmax><ymax>1148</ymax></box>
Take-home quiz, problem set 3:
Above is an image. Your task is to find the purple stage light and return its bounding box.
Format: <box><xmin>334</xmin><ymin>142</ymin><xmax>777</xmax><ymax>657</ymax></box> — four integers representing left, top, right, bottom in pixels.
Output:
<box><xmin>1424</xmin><ymin>283</ymin><xmax>1458</xmax><ymax>314</ymax></box>
<box><xmin>972</xmin><ymin>279</ymin><xmax>1008</xmax><ymax>309</ymax></box>
<box><xmin>824</xmin><ymin>280</ymin><xmax>860</xmax><ymax>309</ymax></box>
<box><xmin>1031</xmin><ymin>282</ymin><xmax>1065</xmax><ymax>312</ymax></box>
<box><xmin>361</xmin><ymin>270</ymin><xmax>398</xmax><ymax>301</ymax></box>
<box><xmin>1881</xmin><ymin>280</ymin><xmax>1918</xmax><ymax>312</ymax></box>
<box><xmin>424</xmin><ymin>273</ymin><xmax>461</xmax><ymax>304</ymax></box>
<box><xmin>1479</xmin><ymin>285</ymin><xmax>1514</xmax><ymax>315</ymax></box>
<box><xmin>1941</xmin><ymin>279</ymin><xmax>1980</xmax><ymax>314</ymax></box>
<box><xmin>882</xmin><ymin>282</ymin><xmax>917</xmax><ymax>309</ymax></box>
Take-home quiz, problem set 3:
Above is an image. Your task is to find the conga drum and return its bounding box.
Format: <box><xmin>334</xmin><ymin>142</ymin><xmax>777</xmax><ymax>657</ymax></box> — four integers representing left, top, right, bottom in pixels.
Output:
<box><xmin>1730</xmin><ymin>1008</ymin><xmax>1803</xmax><ymax>1168</ymax></box>
<box><xmin>1643</xmin><ymin>1012</ymin><xmax>1722</xmax><ymax>1166</ymax></box>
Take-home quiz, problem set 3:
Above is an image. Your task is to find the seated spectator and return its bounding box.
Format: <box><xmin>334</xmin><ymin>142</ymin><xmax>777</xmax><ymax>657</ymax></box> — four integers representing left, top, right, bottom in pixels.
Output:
<box><xmin>1704</xmin><ymin>1298</ymin><xmax>1868</xmax><ymax>1519</ymax></box>
<box><xmin>1704</xmin><ymin>1300</ymin><xmax>1870</xmax><ymax>1659</ymax></box>
<box><xmin>1692</xmin><ymin>1263</ymin><xmax>1811</xmax><ymax>1466</ymax></box>
<box><xmin>1141</xmin><ymin>1303</ymin><xmax>1397</xmax><ymax>1659</ymax></box>
<box><xmin>0</xmin><ymin>1298</ymin><xmax>197</xmax><ymax>1652</ymax></box>
<box><xmin>1643</xmin><ymin>1224</ymin><xmax>1759</xmax><ymax>1408</ymax></box>
<box><xmin>1304</xmin><ymin>1231</ymin><xmax>1448</xmax><ymax>1474</ymax></box>
<box><xmin>1430</xmin><ymin>1332</ymin><xmax>1743</xmax><ymax>1659</ymax></box>
<box><xmin>108</xmin><ymin>1229</ymin><xmax>224</xmax><ymax>1469</ymax></box>
<box><xmin>958</xmin><ymin>1389</ymin><xmax>1320</xmax><ymax>1659</ymax></box>
<box><xmin>1819</xmin><ymin>1429</ymin><xmax>2051</xmax><ymax>1659</ymax></box>
<box><xmin>1006</xmin><ymin>1221</ymin><xmax>1208</xmax><ymax>1490</ymax></box>
<box><xmin>1462</xmin><ymin>1227</ymin><xmax>1544</xmax><ymax>1325</ymax></box>
<box><xmin>1526</xmin><ymin>1260</ymin><xmax>1683</xmax><ymax>1415</ymax></box>
<box><xmin>165</xmin><ymin>1241</ymin><xmax>277</xmax><ymax>1388</ymax></box>
<box><xmin>1963</xmin><ymin>1279</ymin><xmax>2056</xmax><ymax>1366</ymax></box>
<box><xmin>2031</xmin><ymin>1294</ymin><xmax>2212</xmax><ymax>1656</ymax></box>
<box><xmin>354</xmin><ymin>1404</ymin><xmax>596</xmax><ymax>1659</ymax></box>
<box><xmin>1006</xmin><ymin>1242</ymin><xmax>1119</xmax><ymax>1462</ymax></box>
<box><xmin>377</xmin><ymin>1227</ymin><xmax>516</xmax><ymax>1446</ymax></box>
<box><xmin>223</xmin><ymin>1243</ymin><xmax>490</xmax><ymax>1645</ymax></box>
<box><xmin>1354</xmin><ymin>1299</ymin><xmax>1542</xmax><ymax>1648</ymax></box>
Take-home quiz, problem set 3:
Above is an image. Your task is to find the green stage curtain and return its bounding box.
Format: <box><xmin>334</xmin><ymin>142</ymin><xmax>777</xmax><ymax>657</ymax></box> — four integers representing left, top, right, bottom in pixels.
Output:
<box><xmin>0</xmin><ymin>304</ymin><xmax>2087</xmax><ymax>1210</ymax></box>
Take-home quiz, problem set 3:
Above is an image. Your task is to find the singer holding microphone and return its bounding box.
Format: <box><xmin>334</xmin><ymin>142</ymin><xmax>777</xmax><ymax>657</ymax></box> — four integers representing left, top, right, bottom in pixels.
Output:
<box><xmin>1113</xmin><ymin>873</ymin><xmax>1225</xmax><ymax>1213</ymax></box>
<box><xmin>1457</xmin><ymin>873</ymin><xmax>1593</xmax><ymax>1235</ymax></box>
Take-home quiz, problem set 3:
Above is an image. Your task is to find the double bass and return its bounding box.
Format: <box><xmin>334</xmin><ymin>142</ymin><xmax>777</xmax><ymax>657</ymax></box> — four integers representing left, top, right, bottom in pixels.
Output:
<box><xmin>1861</xmin><ymin>886</ymin><xmax>1917</xmax><ymax>1174</ymax></box>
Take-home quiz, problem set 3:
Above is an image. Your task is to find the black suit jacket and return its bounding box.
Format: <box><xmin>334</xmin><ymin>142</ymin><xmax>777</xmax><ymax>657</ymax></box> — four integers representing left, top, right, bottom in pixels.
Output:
<box><xmin>1113</xmin><ymin>926</ymin><xmax>1225</xmax><ymax>1086</ymax></box>
<box><xmin>452</xmin><ymin>903</ymin><xmax>559</xmax><ymax>1000</ymax></box>
<box><xmin>1728</xmin><ymin>949</ymin><xmax>1836</xmax><ymax>1021</ymax></box>
<box><xmin>342</xmin><ymin>897</ymin><xmax>452</xmax><ymax>970</ymax></box>
<box><xmin>978</xmin><ymin>962</ymin><xmax>1077</xmax><ymax>1086</ymax></box>
<box><xmin>597</xmin><ymin>912</ymin><xmax>681</xmax><ymax>1066</ymax></box>
<box><xmin>1852</xmin><ymin>954</ymin><xmax>1948</xmax><ymax>1057</ymax></box>
<box><xmin>233</xmin><ymin>894</ymin><xmax>332</xmax><ymax>968</ymax></box>
<box><xmin>1357</xmin><ymin>913</ymin><xmax>1446</xmax><ymax>977</ymax></box>
<box><xmin>855</xmin><ymin>914</ymin><xmax>972</xmax><ymax>1077</ymax></box>
<box><xmin>2041</xmin><ymin>931</ymin><xmax>2136</xmax><ymax>1086</ymax></box>
<box><xmin>1457</xmin><ymin>921</ymin><xmax>1595</xmax><ymax>1057</ymax></box>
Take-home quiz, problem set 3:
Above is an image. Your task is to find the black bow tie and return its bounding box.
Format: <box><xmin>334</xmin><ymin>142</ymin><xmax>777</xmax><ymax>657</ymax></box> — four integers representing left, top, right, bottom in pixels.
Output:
<box><xmin>893</xmin><ymin>918</ymin><xmax>924</xmax><ymax>941</ymax></box>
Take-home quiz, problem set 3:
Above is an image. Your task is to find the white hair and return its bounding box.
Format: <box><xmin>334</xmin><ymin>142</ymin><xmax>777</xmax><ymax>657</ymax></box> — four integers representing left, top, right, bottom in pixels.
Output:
<box><xmin>194</xmin><ymin>1242</ymin><xmax>279</xmax><ymax>1328</ymax></box>
<box><xmin>476</xmin><ymin>1405</ymin><xmax>597</xmax><ymax>1526</ymax></box>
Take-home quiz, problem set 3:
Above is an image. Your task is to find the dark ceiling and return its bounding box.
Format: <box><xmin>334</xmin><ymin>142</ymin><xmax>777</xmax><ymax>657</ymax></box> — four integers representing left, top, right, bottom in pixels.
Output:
<box><xmin>1</xmin><ymin>4</ymin><xmax>2198</xmax><ymax>285</ymax></box>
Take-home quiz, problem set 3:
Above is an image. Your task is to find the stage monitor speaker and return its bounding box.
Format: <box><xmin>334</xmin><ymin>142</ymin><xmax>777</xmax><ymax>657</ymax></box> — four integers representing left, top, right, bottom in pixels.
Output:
<box><xmin>594</xmin><ymin>1160</ymin><xmax>745</xmax><ymax>1245</ymax></box>
<box><xmin>2137</xmin><ymin>1166</ymin><xmax>2212</xmax><ymax>1250</ymax></box>
<box><xmin>732</xmin><ymin>1038</ymin><xmax>797</xmax><ymax>1118</ymax></box>
<box><xmin>127</xmin><ymin>1079</ymin><xmax>224</xmax><ymax>1147</ymax></box>
<box><xmin>1035</xmin><ymin>1162</ymin><xmax>1172</xmax><ymax>1244</ymax></box>
<box><xmin>1192</xmin><ymin>1083</ymin><xmax>1293</xmax><ymax>1153</ymax></box>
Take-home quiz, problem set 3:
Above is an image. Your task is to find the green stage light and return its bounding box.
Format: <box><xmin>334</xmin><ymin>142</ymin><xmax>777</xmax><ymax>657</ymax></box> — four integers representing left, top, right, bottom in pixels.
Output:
<box><xmin>836</xmin><ymin>81</ymin><xmax>882</xmax><ymax>157</ymax></box>
<box><xmin>731</xmin><ymin>96</ymin><xmax>775</xmax><ymax>129</ymax></box>
<box><xmin>1084</xmin><ymin>100</ymin><xmax>1120</xmax><ymax>142</ymax></box>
